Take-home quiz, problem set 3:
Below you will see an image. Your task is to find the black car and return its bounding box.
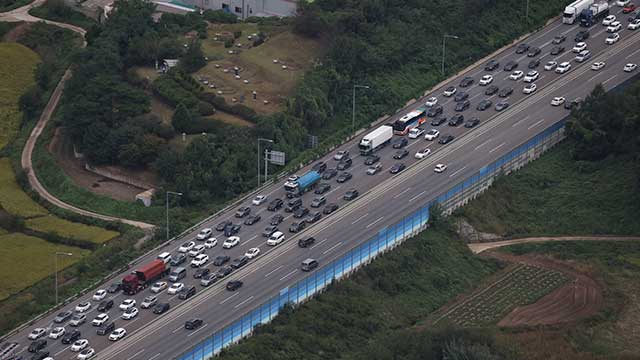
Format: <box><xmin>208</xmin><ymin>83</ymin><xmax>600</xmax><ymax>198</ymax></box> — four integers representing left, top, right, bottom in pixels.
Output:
<box><xmin>393</xmin><ymin>149</ymin><xmax>409</xmax><ymax>159</ymax></box>
<box><xmin>170</xmin><ymin>253</ymin><xmax>187</xmax><ymax>266</ymax></box>
<box><xmin>552</xmin><ymin>34</ymin><xmax>566</xmax><ymax>44</ymax></box>
<box><xmin>439</xmin><ymin>134</ymin><xmax>455</xmax><ymax>144</ymax></box>
<box><xmin>515</xmin><ymin>43</ymin><xmax>529</xmax><ymax>54</ymax></box>
<box><xmin>459</xmin><ymin>76</ymin><xmax>474</xmax><ymax>87</ymax></box>
<box><xmin>107</xmin><ymin>283</ymin><xmax>122</xmax><ymax>294</ymax></box>
<box><xmin>213</xmin><ymin>255</ymin><xmax>231</xmax><ymax>266</ymax></box>
<box><xmin>267</xmin><ymin>198</ymin><xmax>283</xmax><ymax>211</ymax></box>
<box><xmin>484</xmin><ymin>59</ymin><xmax>500</xmax><ymax>71</ymax></box>
<box><xmin>61</xmin><ymin>329</ymin><xmax>81</xmax><ymax>345</ymax></box>
<box><xmin>179</xmin><ymin>286</ymin><xmax>196</xmax><ymax>300</ymax></box>
<box><xmin>477</xmin><ymin>99</ymin><xmax>492</xmax><ymax>111</ymax></box>
<box><xmin>298</xmin><ymin>237</ymin><xmax>316</xmax><ymax>248</ymax></box>
<box><xmin>564</xmin><ymin>97</ymin><xmax>581</xmax><ymax>110</ymax></box>
<box><xmin>343</xmin><ymin>189</ymin><xmax>359</xmax><ymax>201</ymax></box>
<box><xmin>185</xmin><ymin>318</ymin><xmax>204</xmax><ymax>330</ymax></box>
<box><xmin>431</xmin><ymin>115</ymin><xmax>447</xmax><ymax>126</ymax></box>
<box><xmin>485</xmin><ymin>85</ymin><xmax>499</xmax><ymax>96</ymax></box>
<box><xmin>503</xmin><ymin>60</ymin><xmax>518</xmax><ymax>71</ymax></box>
<box><xmin>226</xmin><ymin>281</ymin><xmax>243</xmax><ymax>291</ymax></box>
<box><xmin>243</xmin><ymin>215</ymin><xmax>261</xmax><ymax>226</ymax></box>
<box><xmin>223</xmin><ymin>224</ymin><xmax>241</xmax><ymax>237</ymax></box>
<box><xmin>498</xmin><ymin>87</ymin><xmax>513</xmax><ymax>98</ymax></box>
<box><xmin>314</xmin><ymin>182</ymin><xmax>331</xmax><ymax>194</ymax></box>
<box><xmin>216</xmin><ymin>266</ymin><xmax>233</xmax><ymax>278</ymax></box>
<box><xmin>193</xmin><ymin>268</ymin><xmax>210</xmax><ymax>279</ymax></box>
<box><xmin>30</xmin><ymin>351</ymin><xmax>50</xmax><ymax>360</ymax></box>
<box><xmin>270</xmin><ymin>214</ymin><xmax>284</xmax><ymax>225</ymax></box>
<box><xmin>448</xmin><ymin>114</ymin><xmax>464</xmax><ymax>126</ymax></box>
<box><xmin>575</xmin><ymin>30</ymin><xmax>589</xmax><ymax>42</ymax></box>
<box><xmin>284</xmin><ymin>198</ymin><xmax>302</xmax><ymax>213</ymax></box>
<box><xmin>97</xmin><ymin>321</ymin><xmax>115</xmax><ymax>336</ymax></box>
<box><xmin>321</xmin><ymin>168</ymin><xmax>338</xmax><ymax>180</ymax></box>
<box><xmin>364</xmin><ymin>155</ymin><xmax>380</xmax><ymax>165</ymax></box>
<box><xmin>215</xmin><ymin>220</ymin><xmax>232</xmax><ymax>232</ymax></box>
<box><xmin>426</xmin><ymin>106</ymin><xmax>443</xmax><ymax>117</ymax></box>
<box><xmin>464</xmin><ymin>117</ymin><xmax>481</xmax><ymax>128</ymax></box>
<box><xmin>454</xmin><ymin>91</ymin><xmax>469</xmax><ymax>102</ymax></box>
<box><xmin>289</xmin><ymin>221</ymin><xmax>306</xmax><ymax>233</ymax></box>
<box><xmin>230</xmin><ymin>256</ymin><xmax>249</xmax><ymax>269</ymax></box>
<box><xmin>336</xmin><ymin>158</ymin><xmax>353</xmax><ymax>170</ymax></box>
<box><xmin>528</xmin><ymin>59</ymin><xmax>540</xmax><ymax>69</ymax></box>
<box><xmin>323</xmin><ymin>203</ymin><xmax>339</xmax><ymax>215</ymax></box>
<box><xmin>28</xmin><ymin>340</ymin><xmax>47</xmax><ymax>353</ymax></box>
<box><xmin>495</xmin><ymin>101</ymin><xmax>509</xmax><ymax>111</ymax></box>
<box><xmin>235</xmin><ymin>207</ymin><xmax>250</xmax><ymax>218</ymax></box>
<box><xmin>336</xmin><ymin>172</ymin><xmax>352</xmax><ymax>183</ymax></box>
<box><xmin>54</xmin><ymin>310</ymin><xmax>73</xmax><ymax>323</ymax></box>
<box><xmin>550</xmin><ymin>46</ymin><xmax>564</xmax><ymax>55</ymax></box>
<box><xmin>312</xmin><ymin>161</ymin><xmax>327</xmax><ymax>173</ymax></box>
<box><xmin>389</xmin><ymin>163</ymin><xmax>406</xmax><ymax>174</ymax></box>
<box><xmin>455</xmin><ymin>100</ymin><xmax>470</xmax><ymax>112</ymax></box>
<box><xmin>97</xmin><ymin>299</ymin><xmax>114</xmax><ymax>312</ymax></box>
<box><xmin>392</xmin><ymin>137</ymin><xmax>408</xmax><ymax>149</ymax></box>
<box><xmin>527</xmin><ymin>47</ymin><xmax>541</xmax><ymax>57</ymax></box>
<box><xmin>152</xmin><ymin>303</ymin><xmax>170</xmax><ymax>315</ymax></box>
<box><xmin>293</xmin><ymin>207</ymin><xmax>309</xmax><ymax>219</ymax></box>
<box><xmin>306</xmin><ymin>211</ymin><xmax>322</xmax><ymax>223</ymax></box>
<box><xmin>262</xmin><ymin>225</ymin><xmax>278</xmax><ymax>237</ymax></box>
<box><xmin>629</xmin><ymin>10</ymin><xmax>640</xmax><ymax>21</ymax></box>
<box><xmin>310</xmin><ymin>196</ymin><xmax>326</xmax><ymax>208</ymax></box>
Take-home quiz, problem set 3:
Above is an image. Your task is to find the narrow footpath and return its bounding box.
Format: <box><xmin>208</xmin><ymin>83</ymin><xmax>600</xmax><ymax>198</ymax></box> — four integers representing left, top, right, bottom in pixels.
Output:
<box><xmin>469</xmin><ymin>235</ymin><xmax>640</xmax><ymax>254</ymax></box>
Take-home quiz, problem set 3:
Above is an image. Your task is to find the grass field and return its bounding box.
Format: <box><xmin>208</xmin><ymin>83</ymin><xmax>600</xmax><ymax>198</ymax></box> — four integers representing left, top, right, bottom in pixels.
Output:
<box><xmin>0</xmin><ymin>232</ymin><xmax>89</xmax><ymax>301</ymax></box>
<box><xmin>26</xmin><ymin>215</ymin><xmax>120</xmax><ymax>244</ymax></box>
<box><xmin>0</xmin><ymin>158</ymin><xmax>48</xmax><ymax>218</ymax></box>
<box><xmin>0</xmin><ymin>43</ymin><xmax>40</xmax><ymax>150</ymax></box>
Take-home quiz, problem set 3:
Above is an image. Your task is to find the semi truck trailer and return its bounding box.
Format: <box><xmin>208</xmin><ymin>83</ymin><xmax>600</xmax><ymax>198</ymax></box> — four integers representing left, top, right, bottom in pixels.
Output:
<box><xmin>122</xmin><ymin>260</ymin><xmax>170</xmax><ymax>295</ymax></box>
<box><xmin>284</xmin><ymin>170</ymin><xmax>321</xmax><ymax>196</ymax></box>
<box><xmin>580</xmin><ymin>1</ymin><xmax>609</xmax><ymax>26</ymax></box>
<box><xmin>358</xmin><ymin>125</ymin><xmax>393</xmax><ymax>156</ymax></box>
<box><xmin>564</xmin><ymin>0</ymin><xmax>595</xmax><ymax>24</ymax></box>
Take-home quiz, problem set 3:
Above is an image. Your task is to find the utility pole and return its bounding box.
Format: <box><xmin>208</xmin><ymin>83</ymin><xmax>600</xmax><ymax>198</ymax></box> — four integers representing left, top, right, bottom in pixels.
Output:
<box><xmin>352</xmin><ymin>84</ymin><xmax>370</xmax><ymax>134</ymax></box>
<box><xmin>166</xmin><ymin>191</ymin><xmax>183</xmax><ymax>241</ymax></box>
<box><xmin>54</xmin><ymin>252</ymin><xmax>73</xmax><ymax>307</ymax></box>
<box><xmin>442</xmin><ymin>34</ymin><xmax>460</xmax><ymax>76</ymax></box>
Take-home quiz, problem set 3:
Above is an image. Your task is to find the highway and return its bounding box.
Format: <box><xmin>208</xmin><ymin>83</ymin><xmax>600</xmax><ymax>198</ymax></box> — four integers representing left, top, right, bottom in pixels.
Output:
<box><xmin>5</xmin><ymin>5</ymin><xmax>640</xmax><ymax>360</ymax></box>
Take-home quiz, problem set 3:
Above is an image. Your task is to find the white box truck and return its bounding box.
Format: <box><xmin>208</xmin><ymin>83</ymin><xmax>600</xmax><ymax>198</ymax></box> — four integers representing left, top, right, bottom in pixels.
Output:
<box><xmin>359</xmin><ymin>125</ymin><xmax>393</xmax><ymax>156</ymax></box>
<box><xmin>563</xmin><ymin>0</ymin><xmax>594</xmax><ymax>24</ymax></box>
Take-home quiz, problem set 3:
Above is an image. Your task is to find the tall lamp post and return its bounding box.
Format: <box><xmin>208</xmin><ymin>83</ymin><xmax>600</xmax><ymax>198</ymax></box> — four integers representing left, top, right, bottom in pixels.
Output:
<box><xmin>352</xmin><ymin>84</ymin><xmax>370</xmax><ymax>134</ymax></box>
<box><xmin>258</xmin><ymin>138</ymin><xmax>274</xmax><ymax>186</ymax></box>
<box><xmin>442</xmin><ymin>34</ymin><xmax>460</xmax><ymax>76</ymax></box>
<box><xmin>54</xmin><ymin>252</ymin><xmax>73</xmax><ymax>307</ymax></box>
<box><xmin>166</xmin><ymin>191</ymin><xmax>183</xmax><ymax>241</ymax></box>
<box><xmin>525</xmin><ymin>0</ymin><xmax>530</xmax><ymax>22</ymax></box>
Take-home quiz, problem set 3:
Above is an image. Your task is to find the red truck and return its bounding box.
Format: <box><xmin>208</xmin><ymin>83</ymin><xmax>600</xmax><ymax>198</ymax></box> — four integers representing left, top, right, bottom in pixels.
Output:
<box><xmin>122</xmin><ymin>260</ymin><xmax>170</xmax><ymax>295</ymax></box>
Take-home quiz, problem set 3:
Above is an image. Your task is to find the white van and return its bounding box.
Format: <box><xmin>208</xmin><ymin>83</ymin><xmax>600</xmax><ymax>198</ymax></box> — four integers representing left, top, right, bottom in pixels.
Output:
<box><xmin>267</xmin><ymin>231</ymin><xmax>285</xmax><ymax>246</ymax></box>
<box><xmin>157</xmin><ymin>252</ymin><xmax>172</xmax><ymax>264</ymax></box>
<box><xmin>168</xmin><ymin>267</ymin><xmax>186</xmax><ymax>282</ymax></box>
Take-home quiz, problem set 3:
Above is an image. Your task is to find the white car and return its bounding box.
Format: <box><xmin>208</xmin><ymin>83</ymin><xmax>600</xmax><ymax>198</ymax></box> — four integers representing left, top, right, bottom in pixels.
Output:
<box><xmin>119</xmin><ymin>299</ymin><xmax>136</xmax><ymax>311</ymax></box>
<box><xmin>607</xmin><ymin>21</ymin><xmax>622</xmax><ymax>32</ymax></box>
<box><xmin>109</xmin><ymin>328</ymin><xmax>126</xmax><ymax>341</ymax></box>
<box><xmin>178</xmin><ymin>241</ymin><xmax>195</xmax><ymax>253</ymax></box>
<box><xmin>523</xmin><ymin>83</ymin><xmax>537</xmax><ymax>94</ymax></box>
<box><xmin>333</xmin><ymin>150</ymin><xmax>349</xmax><ymax>161</ymax></box>
<box><xmin>408</xmin><ymin>127</ymin><xmax>425</xmax><ymax>139</ymax></box>
<box><xmin>252</xmin><ymin>195</ymin><xmax>267</xmax><ymax>206</ymax></box>
<box><xmin>140</xmin><ymin>295</ymin><xmax>157</xmax><ymax>309</ymax></box>
<box><xmin>602</xmin><ymin>14</ymin><xmax>616</xmax><ymax>26</ymax></box>
<box><xmin>92</xmin><ymin>289</ymin><xmax>107</xmax><ymax>301</ymax></box>
<box><xmin>168</xmin><ymin>282</ymin><xmax>184</xmax><ymax>295</ymax></box>
<box><xmin>267</xmin><ymin>231</ymin><xmax>285</xmax><ymax>246</ymax></box>
<box><xmin>572</xmin><ymin>42</ymin><xmax>587</xmax><ymax>52</ymax></box>
<box><xmin>434</xmin><ymin>164</ymin><xmax>448</xmax><ymax>173</ymax></box>
<box><xmin>75</xmin><ymin>301</ymin><xmax>91</xmax><ymax>313</ymax></box>
<box><xmin>443</xmin><ymin>86</ymin><xmax>457</xmax><ymax>97</ymax></box>
<box><xmin>551</xmin><ymin>96</ymin><xmax>566</xmax><ymax>106</ymax></box>
<box><xmin>591</xmin><ymin>62</ymin><xmax>606</xmax><ymax>71</ymax></box>
<box><xmin>121</xmin><ymin>307</ymin><xmax>139</xmax><ymax>320</ymax></box>
<box><xmin>188</xmin><ymin>244</ymin><xmax>206</xmax><ymax>257</ymax></box>
<box><xmin>71</xmin><ymin>339</ymin><xmax>89</xmax><ymax>352</ymax></box>
<box><xmin>204</xmin><ymin>237</ymin><xmax>218</xmax><ymax>248</ymax></box>
<box><xmin>415</xmin><ymin>148</ymin><xmax>432</xmax><ymax>159</ymax></box>
<box><xmin>69</xmin><ymin>314</ymin><xmax>86</xmax><ymax>327</ymax></box>
<box><xmin>617</xmin><ymin>0</ymin><xmax>630</xmax><ymax>6</ymax></box>
<box><xmin>624</xmin><ymin>63</ymin><xmax>638</xmax><ymax>72</ymax></box>
<box><xmin>509</xmin><ymin>70</ymin><xmax>524</xmax><ymax>81</ymax></box>
<box><xmin>28</xmin><ymin>328</ymin><xmax>47</xmax><ymax>340</ymax></box>
<box><xmin>424</xmin><ymin>129</ymin><xmax>440</xmax><ymax>141</ymax></box>
<box><xmin>544</xmin><ymin>61</ymin><xmax>557</xmax><ymax>71</ymax></box>
<box><xmin>245</xmin><ymin>247</ymin><xmax>260</xmax><ymax>259</ymax></box>
<box><xmin>479</xmin><ymin>74</ymin><xmax>493</xmax><ymax>86</ymax></box>
<box><xmin>287</xmin><ymin>174</ymin><xmax>299</xmax><ymax>182</ymax></box>
<box><xmin>150</xmin><ymin>281</ymin><xmax>167</xmax><ymax>293</ymax></box>
<box><xmin>523</xmin><ymin>70</ymin><xmax>539</xmax><ymax>83</ymax></box>
<box><xmin>555</xmin><ymin>62</ymin><xmax>571</xmax><ymax>74</ymax></box>
<box><xmin>575</xmin><ymin>50</ymin><xmax>590</xmax><ymax>63</ymax></box>
<box><xmin>191</xmin><ymin>254</ymin><xmax>209</xmax><ymax>267</ymax></box>
<box><xmin>49</xmin><ymin>327</ymin><xmax>65</xmax><ymax>339</ymax></box>
<box><xmin>223</xmin><ymin>236</ymin><xmax>240</xmax><ymax>249</ymax></box>
<box><xmin>425</xmin><ymin>96</ymin><xmax>438</xmax><ymax>107</ymax></box>
<box><xmin>605</xmin><ymin>33</ymin><xmax>620</xmax><ymax>44</ymax></box>
<box><xmin>91</xmin><ymin>313</ymin><xmax>109</xmax><ymax>326</ymax></box>
<box><xmin>629</xmin><ymin>19</ymin><xmax>640</xmax><ymax>30</ymax></box>
<box><xmin>196</xmin><ymin>228</ymin><xmax>212</xmax><ymax>240</ymax></box>
<box><xmin>77</xmin><ymin>347</ymin><xmax>96</xmax><ymax>360</ymax></box>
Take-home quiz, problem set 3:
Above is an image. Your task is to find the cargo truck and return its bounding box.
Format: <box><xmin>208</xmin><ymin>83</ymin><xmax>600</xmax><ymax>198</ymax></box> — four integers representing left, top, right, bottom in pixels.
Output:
<box><xmin>122</xmin><ymin>260</ymin><xmax>170</xmax><ymax>295</ymax></box>
<box><xmin>284</xmin><ymin>170</ymin><xmax>321</xmax><ymax>196</ymax></box>
<box><xmin>580</xmin><ymin>1</ymin><xmax>609</xmax><ymax>26</ymax></box>
<box><xmin>358</xmin><ymin>125</ymin><xmax>393</xmax><ymax>156</ymax></box>
<box><xmin>564</xmin><ymin>0</ymin><xmax>595</xmax><ymax>24</ymax></box>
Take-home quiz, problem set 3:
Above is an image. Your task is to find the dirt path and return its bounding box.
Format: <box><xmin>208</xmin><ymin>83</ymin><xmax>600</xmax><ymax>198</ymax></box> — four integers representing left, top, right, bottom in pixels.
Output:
<box><xmin>469</xmin><ymin>236</ymin><xmax>640</xmax><ymax>254</ymax></box>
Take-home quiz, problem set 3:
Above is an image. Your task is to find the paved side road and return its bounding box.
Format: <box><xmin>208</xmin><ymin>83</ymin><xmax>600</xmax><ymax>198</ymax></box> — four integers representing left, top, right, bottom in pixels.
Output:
<box><xmin>469</xmin><ymin>236</ymin><xmax>640</xmax><ymax>254</ymax></box>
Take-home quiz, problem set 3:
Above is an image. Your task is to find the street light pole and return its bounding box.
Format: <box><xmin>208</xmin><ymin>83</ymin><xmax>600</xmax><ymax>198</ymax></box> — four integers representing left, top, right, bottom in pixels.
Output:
<box><xmin>442</xmin><ymin>34</ymin><xmax>460</xmax><ymax>76</ymax></box>
<box><xmin>352</xmin><ymin>84</ymin><xmax>370</xmax><ymax>134</ymax></box>
<box><xmin>166</xmin><ymin>191</ymin><xmax>183</xmax><ymax>241</ymax></box>
<box><xmin>54</xmin><ymin>252</ymin><xmax>73</xmax><ymax>307</ymax></box>
<box><xmin>257</xmin><ymin>138</ymin><xmax>274</xmax><ymax>186</ymax></box>
<box><xmin>525</xmin><ymin>0</ymin><xmax>530</xmax><ymax>22</ymax></box>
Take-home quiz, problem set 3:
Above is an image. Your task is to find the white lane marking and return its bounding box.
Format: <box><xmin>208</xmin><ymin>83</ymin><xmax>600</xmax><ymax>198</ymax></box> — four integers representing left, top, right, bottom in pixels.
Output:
<box><xmin>148</xmin><ymin>353</ymin><xmax>162</xmax><ymax>360</ymax></box>
<box><xmin>351</xmin><ymin>213</ymin><xmax>369</xmax><ymax>225</ymax></box>
<box><xmin>449</xmin><ymin>166</ymin><xmax>468</xmax><ymax>178</ymax></box>
<box><xmin>265</xmin><ymin>186</ymin><xmax>280</xmax><ymax>197</ymax></box>
<box><xmin>245</xmin><ymin>234</ymin><xmax>258</xmax><ymax>244</ymax></box>
<box><xmin>409</xmin><ymin>191</ymin><xmax>427</xmax><ymax>203</ymax></box>
<box><xmin>264</xmin><ymin>265</ymin><xmax>283</xmax><ymax>278</ymax></box>
<box><xmin>125</xmin><ymin>317</ymin><xmax>140</xmax><ymax>327</ymax></box>
<box><xmin>489</xmin><ymin>142</ymin><xmax>506</xmax><ymax>153</ymax></box>
<box><xmin>279</xmin><ymin>269</ymin><xmax>297</xmax><ymax>281</ymax></box>
<box><xmin>406</xmin><ymin>139</ymin><xmax>423</xmax><ymax>149</ymax></box>
<box><xmin>365</xmin><ymin>216</ymin><xmax>384</xmax><ymax>229</ymax></box>
<box><xmin>511</xmin><ymin>115</ymin><xmax>530</xmax><ymax>127</ymax></box>
<box><xmin>234</xmin><ymin>296</ymin><xmax>255</xmax><ymax>309</ymax></box>
<box><xmin>474</xmin><ymin>138</ymin><xmax>493</xmax><ymax>150</ymax></box>
<box><xmin>588</xmin><ymin>71</ymin><xmax>604</xmax><ymax>82</ymax></box>
<box><xmin>592</xmin><ymin>28</ymin><xmax>607</xmax><ymax>38</ymax></box>
<box><xmin>527</xmin><ymin>118</ymin><xmax>545</xmax><ymax>130</ymax></box>
<box><xmin>187</xmin><ymin>323</ymin><xmax>208</xmax><ymax>337</ymax></box>
<box><xmin>325</xmin><ymin>185</ymin><xmax>342</xmax><ymax>196</ymax></box>
<box><xmin>171</xmin><ymin>325</ymin><xmax>183</xmax><ymax>334</ymax></box>
<box><xmin>316</xmin><ymin>238</ymin><xmax>328</xmax><ymax>247</ymax></box>
<box><xmin>603</xmin><ymin>74</ymin><xmax>618</xmax><ymax>84</ymax></box>
<box><xmin>219</xmin><ymin>292</ymin><xmax>240</xmax><ymax>304</ymax></box>
<box><xmin>470</xmin><ymin>92</ymin><xmax>483</xmax><ymax>100</ymax></box>
<box><xmin>54</xmin><ymin>346</ymin><xmax>69</xmax><ymax>356</ymax></box>
<box><xmin>393</xmin><ymin>188</ymin><xmax>411</xmax><ymax>199</ymax></box>
<box><xmin>322</xmin><ymin>242</ymin><xmax>343</xmax><ymax>255</ymax></box>
<box><xmin>626</xmin><ymin>47</ymin><xmax>640</xmax><ymax>59</ymax></box>
<box><xmin>127</xmin><ymin>349</ymin><xmax>145</xmax><ymax>360</ymax></box>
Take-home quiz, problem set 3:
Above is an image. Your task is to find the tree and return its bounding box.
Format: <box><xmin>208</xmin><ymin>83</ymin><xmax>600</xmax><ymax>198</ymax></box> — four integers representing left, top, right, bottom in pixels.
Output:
<box><xmin>180</xmin><ymin>40</ymin><xmax>206</xmax><ymax>73</ymax></box>
<box><xmin>171</xmin><ymin>103</ymin><xmax>192</xmax><ymax>132</ymax></box>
